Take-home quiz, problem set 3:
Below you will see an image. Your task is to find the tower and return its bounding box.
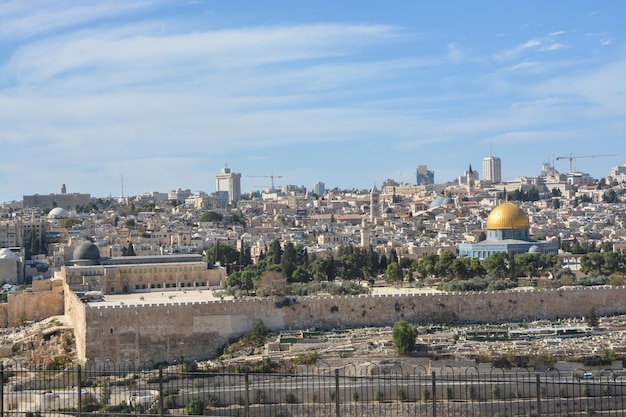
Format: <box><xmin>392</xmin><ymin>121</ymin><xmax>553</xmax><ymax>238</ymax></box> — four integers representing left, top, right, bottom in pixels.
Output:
<box><xmin>360</xmin><ymin>218</ymin><xmax>370</xmax><ymax>247</ymax></box>
<box><xmin>467</xmin><ymin>164</ymin><xmax>474</xmax><ymax>197</ymax></box>
<box><xmin>215</xmin><ymin>167</ymin><xmax>241</xmax><ymax>204</ymax></box>
<box><xmin>483</xmin><ymin>156</ymin><xmax>502</xmax><ymax>184</ymax></box>
<box><xmin>416</xmin><ymin>165</ymin><xmax>434</xmax><ymax>185</ymax></box>
<box><xmin>369</xmin><ymin>184</ymin><xmax>380</xmax><ymax>221</ymax></box>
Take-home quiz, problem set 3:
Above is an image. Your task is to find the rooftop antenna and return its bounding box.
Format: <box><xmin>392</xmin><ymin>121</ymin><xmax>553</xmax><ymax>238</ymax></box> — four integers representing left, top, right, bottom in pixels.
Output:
<box><xmin>121</xmin><ymin>174</ymin><xmax>124</xmax><ymax>201</ymax></box>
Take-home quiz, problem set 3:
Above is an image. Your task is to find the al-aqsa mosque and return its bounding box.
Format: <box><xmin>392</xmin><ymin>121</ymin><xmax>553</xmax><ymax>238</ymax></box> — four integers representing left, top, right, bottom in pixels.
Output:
<box><xmin>458</xmin><ymin>201</ymin><xmax>558</xmax><ymax>259</ymax></box>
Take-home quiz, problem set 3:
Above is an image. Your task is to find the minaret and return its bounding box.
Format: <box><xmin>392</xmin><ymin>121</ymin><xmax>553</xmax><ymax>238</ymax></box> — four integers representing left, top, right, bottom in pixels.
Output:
<box><xmin>370</xmin><ymin>184</ymin><xmax>380</xmax><ymax>221</ymax></box>
<box><xmin>467</xmin><ymin>164</ymin><xmax>474</xmax><ymax>197</ymax></box>
<box><xmin>61</xmin><ymin>183</ymin><xmax>67</xmax><ymax>194</ymax></box>
<box><xmin>361</xmin><ymin>218</ymin><xmax>370</xmax><ymax>247</ymax></box>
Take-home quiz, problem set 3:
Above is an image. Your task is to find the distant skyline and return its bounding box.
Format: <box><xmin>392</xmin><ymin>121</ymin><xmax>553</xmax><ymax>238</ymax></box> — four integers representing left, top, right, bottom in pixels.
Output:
<box><xmin>1</xmin><ymin>1</ymin><xmax>625</xmax><ymax>201</ymax></box>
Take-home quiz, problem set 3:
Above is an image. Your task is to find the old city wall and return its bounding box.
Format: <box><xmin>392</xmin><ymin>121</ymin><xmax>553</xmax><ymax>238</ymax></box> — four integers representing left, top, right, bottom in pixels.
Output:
<box><xmin>83</xmin><ymin>286</ymin><xmax>626</xmax><ymax>365</ymax></box>
<box><xmin>64</xmin><ymin>285</ymin><xmax>87</xmax><ymax>359</ymax></box>
<box><xmin>4</xmin><ymin>281</ymin><xmax>65</xmax><ymax>327</ymax></box>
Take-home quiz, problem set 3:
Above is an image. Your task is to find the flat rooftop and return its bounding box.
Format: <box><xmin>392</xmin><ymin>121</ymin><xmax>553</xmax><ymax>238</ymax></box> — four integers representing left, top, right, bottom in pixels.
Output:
<box><xmin>85</xmin><ymin>286</ymin><xmax>442</xmax><ymax>307</ymax></box>
<box><xmin>86</xmin><ymin>288</ymin><xmax>230</xmax><ymax>307</ymax></box>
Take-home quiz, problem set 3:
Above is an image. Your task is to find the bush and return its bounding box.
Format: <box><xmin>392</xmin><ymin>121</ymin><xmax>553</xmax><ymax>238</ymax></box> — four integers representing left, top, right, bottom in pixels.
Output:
<box><xmin>392</xmin><ymin>320</ymin><xmax>418</xmax><ymax>355</ymax></box>
<box><xmin>185</xmin><ymin>395</ymin><xmax>205</xmax><ymax>414</ymax></box>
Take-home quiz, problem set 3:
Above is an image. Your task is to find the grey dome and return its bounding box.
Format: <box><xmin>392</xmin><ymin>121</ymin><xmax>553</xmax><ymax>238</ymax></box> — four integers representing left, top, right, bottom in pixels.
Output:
<box><xmin>429</xmin><ymin>196</ymin><xmax>444</xmax><ymax>209</ymax></box>
<box><xmin>528</xmin><ymin>245</ymin><xmax>540</xmax><ymax>254</ymax></box>
<box><xmin>73</xmin><ymin>241</ymin><xmax>101</xmax><ymax>261</ymax></box>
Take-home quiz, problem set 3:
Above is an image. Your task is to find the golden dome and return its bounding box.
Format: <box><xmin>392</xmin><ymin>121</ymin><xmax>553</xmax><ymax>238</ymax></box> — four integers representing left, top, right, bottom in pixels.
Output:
<box><xmin>486</xmin><ymin>202</ymin><xmax>529</xmax><ymax>229</ymax></box>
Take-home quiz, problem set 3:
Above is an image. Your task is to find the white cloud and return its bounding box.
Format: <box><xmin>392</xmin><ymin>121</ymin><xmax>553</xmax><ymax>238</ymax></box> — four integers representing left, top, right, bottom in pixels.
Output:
<box><xmin>523</xmin><ymin>39</ymin><xmax>541</xmax><ymax>49</ymax></box>
<box><xmin>0</xmin><ymin>0</ymin><xmax>157</xmax><ymax>40</ymax></box>
<box><xmin>540</xmin><ymin>43</ymin><xmax>565</xmax><ymax>52</ymax></box>
<box><xmin>2</xmin><ymin>23</ymin><xmax>400</xmax><ymax>90</ymax></box>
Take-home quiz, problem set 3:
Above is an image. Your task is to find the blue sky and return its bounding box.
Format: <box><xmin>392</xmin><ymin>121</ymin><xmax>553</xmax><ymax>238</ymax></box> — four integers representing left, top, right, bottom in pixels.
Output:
<box><xmin>1</xmin><ymin>1</ymin><xmax>625</xmax><ymax>202</ymax></box>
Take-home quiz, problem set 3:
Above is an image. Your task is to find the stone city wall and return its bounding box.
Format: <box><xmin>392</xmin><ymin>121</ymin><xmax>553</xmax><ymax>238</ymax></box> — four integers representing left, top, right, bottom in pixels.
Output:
<box><xmin>81</xmin><ymin>286</ymin><xmax>626</xmax><ymax>365</ymax></box>
<box><xmin>5</xmin><ymin>286</ymin><xmax>64</xmax><ymax>327</ymax></box>
<box><xmin>64</xmin><ymin>286</ymin><xmax>87</xmax><ymax>359</ymax></box>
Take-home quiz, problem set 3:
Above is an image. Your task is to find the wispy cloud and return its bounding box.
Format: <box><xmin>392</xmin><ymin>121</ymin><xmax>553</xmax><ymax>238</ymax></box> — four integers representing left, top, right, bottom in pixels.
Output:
<box><xmin>0</xmin><ymin>0</ymin><xmax>157</xmax><ymax>40</ymax></box>
<box><xmin>2</xmin><ymin>23</ymin><xmax>401</xmax><ymax>92</ymax></box>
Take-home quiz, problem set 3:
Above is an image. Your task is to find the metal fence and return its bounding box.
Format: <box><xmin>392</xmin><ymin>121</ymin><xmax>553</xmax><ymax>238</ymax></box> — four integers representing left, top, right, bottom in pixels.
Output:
<box><xmin>2</xmin><ymin>359</ymin><xmax>626</xmax><ymax>416</ymax></box>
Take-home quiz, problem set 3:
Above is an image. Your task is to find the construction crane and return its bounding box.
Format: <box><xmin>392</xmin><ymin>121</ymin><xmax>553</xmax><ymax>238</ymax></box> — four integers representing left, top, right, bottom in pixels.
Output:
<box><xmin>245</xmin><ymin>173</ymin><xmax>283</xmax><ymax>191</ymax></box>
<box><xmin>555</xmin><ymin>153</ymin><xmax>618</xmax><ymax>173</ymax></box>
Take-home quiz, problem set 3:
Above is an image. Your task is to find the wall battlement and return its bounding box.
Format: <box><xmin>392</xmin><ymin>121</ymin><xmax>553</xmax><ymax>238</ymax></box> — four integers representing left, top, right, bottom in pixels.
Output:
<box><xmin>86</xmin><ymin>285</ymin><xmax>624</xmax><ymax>310</ymax></box>
<box><xmin>80</xmin><ymin>285</ymin><xmax>626</xmax><ymax>366</ymax></box>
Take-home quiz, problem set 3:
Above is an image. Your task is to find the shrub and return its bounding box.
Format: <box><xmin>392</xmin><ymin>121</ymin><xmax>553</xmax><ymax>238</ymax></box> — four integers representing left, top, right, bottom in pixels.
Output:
<box><xmin>392</xmin><ymin>320</ymin><xmax>418</xmax><ymax>355</ymax></box>
<box><xmin>185</xmin><ymin>395</ymin><xmax>205</xmax><ymax>415</ymax></box>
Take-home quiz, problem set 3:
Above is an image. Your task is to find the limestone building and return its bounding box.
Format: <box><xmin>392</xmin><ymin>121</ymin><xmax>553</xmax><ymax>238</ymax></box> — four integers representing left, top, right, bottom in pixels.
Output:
<box><xmin>62</xmin><ymin>241</ymin><xmax>225</xmax><ymax>294</ymax></box>
<box><xmin>23</xmin><ymin>184</ymin><xmax>91</xmax><ymax>210</ymax></box>
<box><xmin>458</xmin><ymin>201</ymin><xmax>558</xmax><ymax>259</ymax></box>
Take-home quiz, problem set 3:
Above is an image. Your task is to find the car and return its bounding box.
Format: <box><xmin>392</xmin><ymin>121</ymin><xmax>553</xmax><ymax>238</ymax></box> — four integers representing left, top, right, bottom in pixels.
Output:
<box><xmin>582</xmin><ymin>372</ymin><xmax>594</xmax><ymax>380</ymax></box>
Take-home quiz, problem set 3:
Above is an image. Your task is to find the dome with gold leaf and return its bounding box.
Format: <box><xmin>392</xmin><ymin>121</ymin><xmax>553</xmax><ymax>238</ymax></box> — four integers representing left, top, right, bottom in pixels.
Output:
<box><xmin>486</xmin><ymin>202</ymin><xmax>529</xmax><ymax>230</ymax></box>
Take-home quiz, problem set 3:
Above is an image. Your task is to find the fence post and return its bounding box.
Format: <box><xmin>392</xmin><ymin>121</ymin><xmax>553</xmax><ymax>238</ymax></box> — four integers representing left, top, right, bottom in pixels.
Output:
<box><xmin>159</xmin><ymin>366</ymin><xmax>164</xmax><ymax>417</ymax></box>
<box><xmin>431</xmin><ymin>371</ymin><xmax>437</xmax><ymax>417</ymax></box>
<box><xmin>1</xmin><ymin>363</ymin><xmax>4</xmax><ymax>417</ymax></box>
<box><xmin>244</xmin><ymin>370</ymin><xmax>250</xmax><ymax>417</ymax></box>
<box><xmin>335</xmin><ymin>368</ymin><xmax>340</xmax><ymax>417</ymax></box>
<box><xmin>535</xmin><ymin>374</ymin><xmax>542</xmax><ymax>417</ymax></box>
<box><xmin>77</xmin><ymin>364</ymin><xmax>82</xmax><ymax>417</ymax></box>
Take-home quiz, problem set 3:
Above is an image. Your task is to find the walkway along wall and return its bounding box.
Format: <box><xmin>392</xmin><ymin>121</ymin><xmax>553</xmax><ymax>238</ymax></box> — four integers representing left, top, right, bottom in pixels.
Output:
<box><xmin>81</xmin><ymin>286</ymin><xmax>626</xmax><ymax>365</ymax></box>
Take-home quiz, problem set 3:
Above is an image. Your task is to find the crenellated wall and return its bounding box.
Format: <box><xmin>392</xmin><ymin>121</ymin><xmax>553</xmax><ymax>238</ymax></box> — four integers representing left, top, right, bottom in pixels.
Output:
<box><xmin>80</xmin><ymin>286</ymin><xmax>626</xmax><ymax>366</ymax></box>
<box><xmin>2</xmin><ymin>281</ymin><xmax>65</xmax><ymax>327</ymax></box>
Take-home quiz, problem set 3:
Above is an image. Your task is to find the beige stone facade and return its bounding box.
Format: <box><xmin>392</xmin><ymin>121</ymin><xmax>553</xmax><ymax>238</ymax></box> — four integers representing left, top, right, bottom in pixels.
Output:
<box><xmin>62</xmin><ymin>284</ymin><xmax>626</xmax><ymax>367</ymax></box>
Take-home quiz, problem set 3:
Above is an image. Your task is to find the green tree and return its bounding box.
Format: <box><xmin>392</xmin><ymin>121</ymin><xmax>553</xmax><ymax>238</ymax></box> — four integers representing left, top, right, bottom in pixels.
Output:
<box><xmin>392</xmin><ymin>320</ymin><xmax>418</xmax><ymax>355</ymax></box>
<box><xmin>385</xmin><ymin>262</ymin><xmax>403</xmax><ymax>285</ymax></box>
<box><xmin>60</xmin><ymin>217</ymin><xmax>82</xmax><ymax>229</ymax></box>
<box><xmin>451</xmin><ymin>257</ymin><xmax>471</xmax><ymax>280</ymax></box>
<box><xmin>99</xmin><ymin>380</ymin><xmax>111</xmax><ymax>407</ymax></box>
<box><xmin>205</xmin><ymin>242</ymin><xmax>239</xmax><ymax>267</ymax></box>
<box><xmin>268</xmin><ymin>240</ymin><xmax>283</xmax><ymax>266</ymax></box>
<box><xmin>281</xmin><ymin>242</ymin><xmax>298</xmax><ymax>279</ymax></box>
<box><xmin>310</xmin><ymin>255</ymin><xmax>337</xmax><ymax>281</ymax></box>
<box><xmin>580</xmin><ymin>252</ymin><xmax>604</xmax><ymax>275</ymax></box>
<box><xmin>586</xmin><ymin>307</ymin><xmax>599</xmax><ymax>328</ymax></box>
<box><xmin>435</xmin><ymin>251</ymin><xmax>456</xmax><ymax>279</ymax></box>
<box><xmin>198</xmin><ymin>211</ymin><xmax>223</xmax><ymax>222</ymax></box>
<box><xmin>482</xmin><ymin>252</ymin><xmax>509</xmax><ymax>278</ymax></box>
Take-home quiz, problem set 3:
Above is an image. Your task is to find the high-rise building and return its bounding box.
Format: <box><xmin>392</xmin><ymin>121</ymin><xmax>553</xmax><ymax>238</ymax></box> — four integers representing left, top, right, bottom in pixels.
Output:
<box><xmin>483</xmin><ymin>156</ymin><xmax>502</xmax><ymax>184</ymax></box>
<box><xmin>416</xmin><ymin>165</ymin><xmax>434</xmax><ymax>185</ymax></box>
<box><xmin>313</xmin><ymin>181</ymin><xmax>325</xmax><ymax>196</ymax></box>
<box><xmin>215</xmin><ymin>167</ymin><xmax>241</xmax><ymax>204</ymax></box>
